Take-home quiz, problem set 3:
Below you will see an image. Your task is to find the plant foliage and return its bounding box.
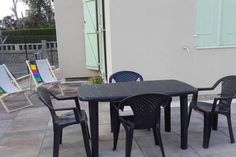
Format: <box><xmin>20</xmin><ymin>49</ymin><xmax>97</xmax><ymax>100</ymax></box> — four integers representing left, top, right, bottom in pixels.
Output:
<box><xmin>21</xmin><ymin>0</ymin><xmax>55</xmax><ymax>28</ymax></box>
<box><xmin>2</xmin><ymin>28</ymin><xmax>56</xmax><ymax>43</ymax></box>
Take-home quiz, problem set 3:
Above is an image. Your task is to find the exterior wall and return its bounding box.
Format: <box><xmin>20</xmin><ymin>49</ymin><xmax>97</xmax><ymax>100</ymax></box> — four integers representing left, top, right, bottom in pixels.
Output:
<box><xmin>107</xmin><ymin>0</ymin><xmax>236</xmax><ymax>88</ymax></box>
<box><xmin>54</xmin><ymin>0</ymin><xmax>97</xmax><ymax>78</ymax></box>
<box><xmin>104</xmin><ymin>0</ymin><xmax>113</xmax><ymax>80</ymax></box>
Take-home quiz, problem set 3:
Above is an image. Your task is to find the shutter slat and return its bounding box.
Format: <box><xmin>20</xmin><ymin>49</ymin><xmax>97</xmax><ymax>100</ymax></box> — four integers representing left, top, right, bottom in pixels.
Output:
<box><xmin>196</xmin><ymin>0</ymin><xmax>221</xmax><ymax>48</ymax></box>
<box><xmin>220</xmin><ymin>0</ymin><xmax>236</xmax><ymax>46</ymax></box>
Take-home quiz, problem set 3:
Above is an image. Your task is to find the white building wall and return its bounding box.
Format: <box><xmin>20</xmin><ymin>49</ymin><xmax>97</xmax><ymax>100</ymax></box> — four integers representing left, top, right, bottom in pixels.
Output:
<box><xmin>54</xmin><ymin>0</ymin><xmax>97</xmax><ymax>78</ymax></box>
<box><xmin>104</xmin><ymin>0</ymin><xmax>113</xmax><ymax>79</ymax></box>
<box><xmin>108</xmin><ymin>0</ymin><xmax>236</xmax><ymax>88</ymax></box>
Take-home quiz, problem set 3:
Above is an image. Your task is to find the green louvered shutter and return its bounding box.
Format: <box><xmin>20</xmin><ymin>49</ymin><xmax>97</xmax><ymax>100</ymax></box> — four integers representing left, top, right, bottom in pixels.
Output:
<box><xmin>196</xmin><ymin>0</ymin><xmax>221</xmax><ymax>48</ymax></box>
<box><xmin>220</xmin><ymin>0</ymin><xmax>236</xmax><ymax>46</ymax></box>
<box><xmin>83</xmin><ymin>0</ymin><xmax>99</xmax><ymax>70</ymax></box>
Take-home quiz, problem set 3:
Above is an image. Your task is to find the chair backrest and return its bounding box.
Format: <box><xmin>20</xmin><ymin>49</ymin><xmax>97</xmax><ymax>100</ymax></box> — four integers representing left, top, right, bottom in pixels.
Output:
<box><xmin>0</xmin><ymin>64</ymin><xmax>21</xmax><ymax>94</ymax></box>
<box><xmin>27</xmin><ymin>59</ymin><xmax>57</xmax><ymax>85</ymax></box>
<box><xmin>120</xmin><ymin>93</ymin><xmax>172</xmax><ymax>129</ymax></box>
<box><xmin>28</xmin><ymin>60</ymin><xmax>43</xmax><ymax>84</ymax></box>
<box><xmin>37</xmin><ymin>86</ymin><xmax>57</xmax><ymax>120</ymax></box>
<box><xmin>36</xmin><ymin>59</ymin><xmax>57</xmax><ymax>83</ymax></box>
<box><xmin>215</xmin><ymin>75</ymin><xmax>236</xmax><ymax>108</ymax></box>
<box><xmin>109</xmin><ymin>71</ymin><xmax>143</xmax><ymax>83</ymax></box>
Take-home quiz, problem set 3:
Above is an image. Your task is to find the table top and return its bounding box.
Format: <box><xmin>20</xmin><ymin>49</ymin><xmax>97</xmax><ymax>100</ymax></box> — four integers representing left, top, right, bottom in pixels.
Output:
<box><xmin>77</xmin><ymin>80</ymin><xmax>197</xmax><ymax>102</ymax></box>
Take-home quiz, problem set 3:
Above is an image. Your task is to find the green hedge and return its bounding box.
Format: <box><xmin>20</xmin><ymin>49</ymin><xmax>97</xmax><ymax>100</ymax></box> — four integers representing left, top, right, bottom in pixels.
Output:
<box><xmin>2</xmin><ymin>28</ymin><xmax>57</xmax><ymax>44</ymax></box>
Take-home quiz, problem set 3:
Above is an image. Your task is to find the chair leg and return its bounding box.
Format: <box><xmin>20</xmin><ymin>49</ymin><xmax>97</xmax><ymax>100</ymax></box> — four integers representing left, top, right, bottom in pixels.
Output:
<box><xmin>74</xmin><ymin>98</ymin><xmax>81</xmax><ymax>111</ymax></box>
<box><xmin>226</xmin><ymin>114</ymin><xmax>235</xmax><ymax>143</ymax></box>
<box><xmin>113</xmin><ymin>120</ymin><xmax>120</xmax><ymax>150</ymax></box>
<box><xmin>111</xmin><ymin>102</ymin><xmax>120</xmax><ymax>133</ymax></box>
<box><xmin>86</xmin><ymin>124</ymin><xmax>90</xmax><ymax>139</ymax></box>
<box><xmin>59</xmin><ymin>128</ymin><xmax>63</xmax><ymax>144</ymax></box>
<box><xmin>81</xmin><ymin>121</ymin><xmax>92</xmax><ymax>157</ymax></box>
<box><xmin>124</xmin><ymin>126</ymin><xmax>134</xmax><ymax>157</ymax></box>
<box><xmin>152</xmin><ymin>126</ymin><xmax>159</xmax><ymax>145</ymax></box>
<box><xmin>0</xmin><ymin>94</ymin><xmax>33</xmax><ymax>113</ymax></box>
<box><xmin>0</xmin><ymin>98</ymin><xmax>10</xmax><ymax>113</ymax></box>
<box><xmin>53</xmin><ymin>126</ymin><xmax>61</xmax><ymax>157</ymax></box>
<box><xmin>110</xmin><ymin>102</ymin><xmax>114</xmax><ymax>132</ymax></box>
<box><xmin>58</xmin><ymin>83</ymin><xmax>64</xmax><ymax>95</ymax></box>
<box><xmin>203</xmin><ymin>114</ymin><xmax>212</xmax><ymax>148</ymax></box>
<box><xmin>187</xmin><ymin>106</ymin><xmax>192</xmax><ymax>128</ymax></box>
<box><xmin>212</xmin><ymin>114</ymin><xmax>218</xmax><ymax>130</ymax></box>
<box><xmin>23</xmin><ymin>93</ymin><xmax>34</xmax><ymax>106</ymax></box>
<box><xmin>155</xmin><ymin>125</ymin><xmax>165</xmax><ymax>157</ymax></box>
<box><xmin>164</xmin><ymin>105</ymin><xmax>171</xmax><ymax>132</ymax></box>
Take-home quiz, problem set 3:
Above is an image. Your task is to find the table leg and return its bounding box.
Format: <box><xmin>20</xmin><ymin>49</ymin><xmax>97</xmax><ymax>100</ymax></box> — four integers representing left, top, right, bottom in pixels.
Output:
<box><xmin>89</xmin><ymin>101</ymin><xmax>99</xmax><ymax>157</ymax></box>
<box><xmin>164</xmin><ymin>105</ymin><xmax>171</xmax><ymax>132</ymax></box>
<box><xmin>180</xmin><ymin>95</ymin><xmax>188</xmax><ymax>149</ymax></box>
<box><xmin>110</xmin><ymin>102</ymin><xmax>119</xmax><ymax>132</ymax></box>
<box><xmin>212</xmin><ymin>114</ymin><xmax>218</xmax><ymax>130</ymax></box>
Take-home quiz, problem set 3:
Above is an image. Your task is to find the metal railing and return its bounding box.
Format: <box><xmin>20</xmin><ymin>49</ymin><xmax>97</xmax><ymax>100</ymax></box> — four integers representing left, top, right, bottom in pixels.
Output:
<box><xmin>0</xmin><ymin>35</ymin><xmax>58</xmax><ymax>77</ymax></box>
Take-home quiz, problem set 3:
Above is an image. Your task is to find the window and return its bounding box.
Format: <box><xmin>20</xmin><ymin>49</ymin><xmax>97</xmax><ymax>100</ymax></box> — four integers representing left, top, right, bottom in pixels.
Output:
<box><xmin>196</xmin><ymin>0</ymin><xmax>236</xmax><ymax>48</ymax></box>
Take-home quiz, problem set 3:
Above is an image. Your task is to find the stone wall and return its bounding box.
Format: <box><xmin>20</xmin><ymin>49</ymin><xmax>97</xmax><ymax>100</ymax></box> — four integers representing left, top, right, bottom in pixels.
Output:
<box><xmin>0</xmin><ymin>50</ymin><xmax>58</xmax><ymax>65</ymax></box>
<box><xmin>0</xmin><ymin>41</ymin><xmax>58</xmax><ymax>64</ymax></box>
<box><xmin>0</xmin><ymin>41</ymin><xmax>58</xmax><ymax>77</ymax></box>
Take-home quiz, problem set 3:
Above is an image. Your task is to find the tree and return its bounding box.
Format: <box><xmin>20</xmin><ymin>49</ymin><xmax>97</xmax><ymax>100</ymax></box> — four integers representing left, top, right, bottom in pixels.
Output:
<box><xmin>21</xmin><ymin>0</ymin><xmax>55</xmax><ymax>28</ymax></box>
<box><xmin>11</xmin><ymin>0</ymin><xmax>19</xmax><ymax>20</ymax></box>
<box><xmin>0</xmin><ymin>20</ymin><xmax>3</xmax><ymax>29</ymax></box>
<box><xmin>1</xmin><ymin>16</ymin><xmax>17</xmax><ymax>29</ymax></box>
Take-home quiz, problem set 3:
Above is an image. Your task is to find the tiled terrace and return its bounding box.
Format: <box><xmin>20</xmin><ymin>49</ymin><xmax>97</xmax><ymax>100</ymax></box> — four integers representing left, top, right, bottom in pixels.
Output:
<box><xmin>0</xmin><ymin>86</ymin><xmax>236</xmax><ymax>157</ymax></box>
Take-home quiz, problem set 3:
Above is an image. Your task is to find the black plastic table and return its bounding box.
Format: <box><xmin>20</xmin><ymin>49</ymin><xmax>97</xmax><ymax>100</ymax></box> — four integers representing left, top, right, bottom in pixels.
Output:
<box><xmin>78</xmin><ymin>80</ymin><xmax>197</xmax><ymax>157</ymax></box>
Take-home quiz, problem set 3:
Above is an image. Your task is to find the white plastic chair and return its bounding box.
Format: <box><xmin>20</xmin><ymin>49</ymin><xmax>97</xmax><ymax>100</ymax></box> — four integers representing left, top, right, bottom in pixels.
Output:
<box><xmin>0</xmin><ymin>64</ymin><xmax>33</xmax><ymax>113</ymax></box>
<box><xmin>26</xmin><ymin>59</ymin><xmax>64</xmax><ymax>94</ymax></box>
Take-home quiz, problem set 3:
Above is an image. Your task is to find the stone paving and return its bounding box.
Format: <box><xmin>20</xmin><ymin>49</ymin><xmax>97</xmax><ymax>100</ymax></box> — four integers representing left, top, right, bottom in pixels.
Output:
<box><xmin>0</xmin><ymin>90</ymin><xmax>236</xmax><ymax>157</ymax></box>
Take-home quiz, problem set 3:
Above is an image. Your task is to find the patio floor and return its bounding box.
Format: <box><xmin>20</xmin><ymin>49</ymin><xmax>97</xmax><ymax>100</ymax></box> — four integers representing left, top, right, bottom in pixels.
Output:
<box><xmin>0</xmin><ymin>88</ymin><xmax>236</xmax><ymax>157</ymax></box>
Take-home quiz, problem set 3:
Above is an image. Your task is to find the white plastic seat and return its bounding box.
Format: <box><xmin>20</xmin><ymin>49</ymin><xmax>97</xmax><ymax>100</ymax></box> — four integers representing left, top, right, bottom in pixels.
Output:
<box><xmin>0</xmin><ymin>64</ymin><xmax>33</xmax><ymax>113</ymax></box>
<box><xmin>26</xmin><ymin>59</ymin><xmax>64</xmax><ymax>94</ymax></box>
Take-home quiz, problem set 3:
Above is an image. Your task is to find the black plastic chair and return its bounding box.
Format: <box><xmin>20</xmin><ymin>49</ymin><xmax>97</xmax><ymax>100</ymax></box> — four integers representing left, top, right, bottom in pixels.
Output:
<box><xmin>113</xmin><ymin>93</ymin><xmax>172</xmax><ymax>157</ymax></box>
<box><xmin>188</xmin><ymin>75</ymin><xmax>236</xmax><ymax>148</ymax></box>
<box><xmin>109</xmin><ymin>71</ymin><xmax>144</xmax><ymax>83</ymax></box>
<box><xmin>37</xmin><ymin>87</ymin><xmax>91</xmax><ymax>157</ymax></box>
<box><xmin>109</xmin><ymin>71</ymin><xmax>143</xmax><ymax>132</ymax></box>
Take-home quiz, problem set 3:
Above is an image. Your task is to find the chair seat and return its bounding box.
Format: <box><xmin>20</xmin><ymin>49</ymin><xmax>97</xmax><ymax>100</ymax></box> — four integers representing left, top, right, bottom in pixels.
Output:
<box><xmin>56</xmin><ymin>110</ymin><xmax>87</xmax><ymax>126</ymax></box>
<box><xmin>193</xmin><ymin>101</ymin><xmax>230</xmax><ymax>114</ymax></box>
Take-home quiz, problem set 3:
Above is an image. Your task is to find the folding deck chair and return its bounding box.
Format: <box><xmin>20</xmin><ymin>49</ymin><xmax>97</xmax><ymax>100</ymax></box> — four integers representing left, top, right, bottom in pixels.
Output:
<box><xmin>0</xmin><ymin>64</ymin><xmax>33</xmax><ymax>113</ymax></box>
<box><xmin>26</xmin><ymin>59</ymin><xmax>64</xmax><ymax>94</ymax></box>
